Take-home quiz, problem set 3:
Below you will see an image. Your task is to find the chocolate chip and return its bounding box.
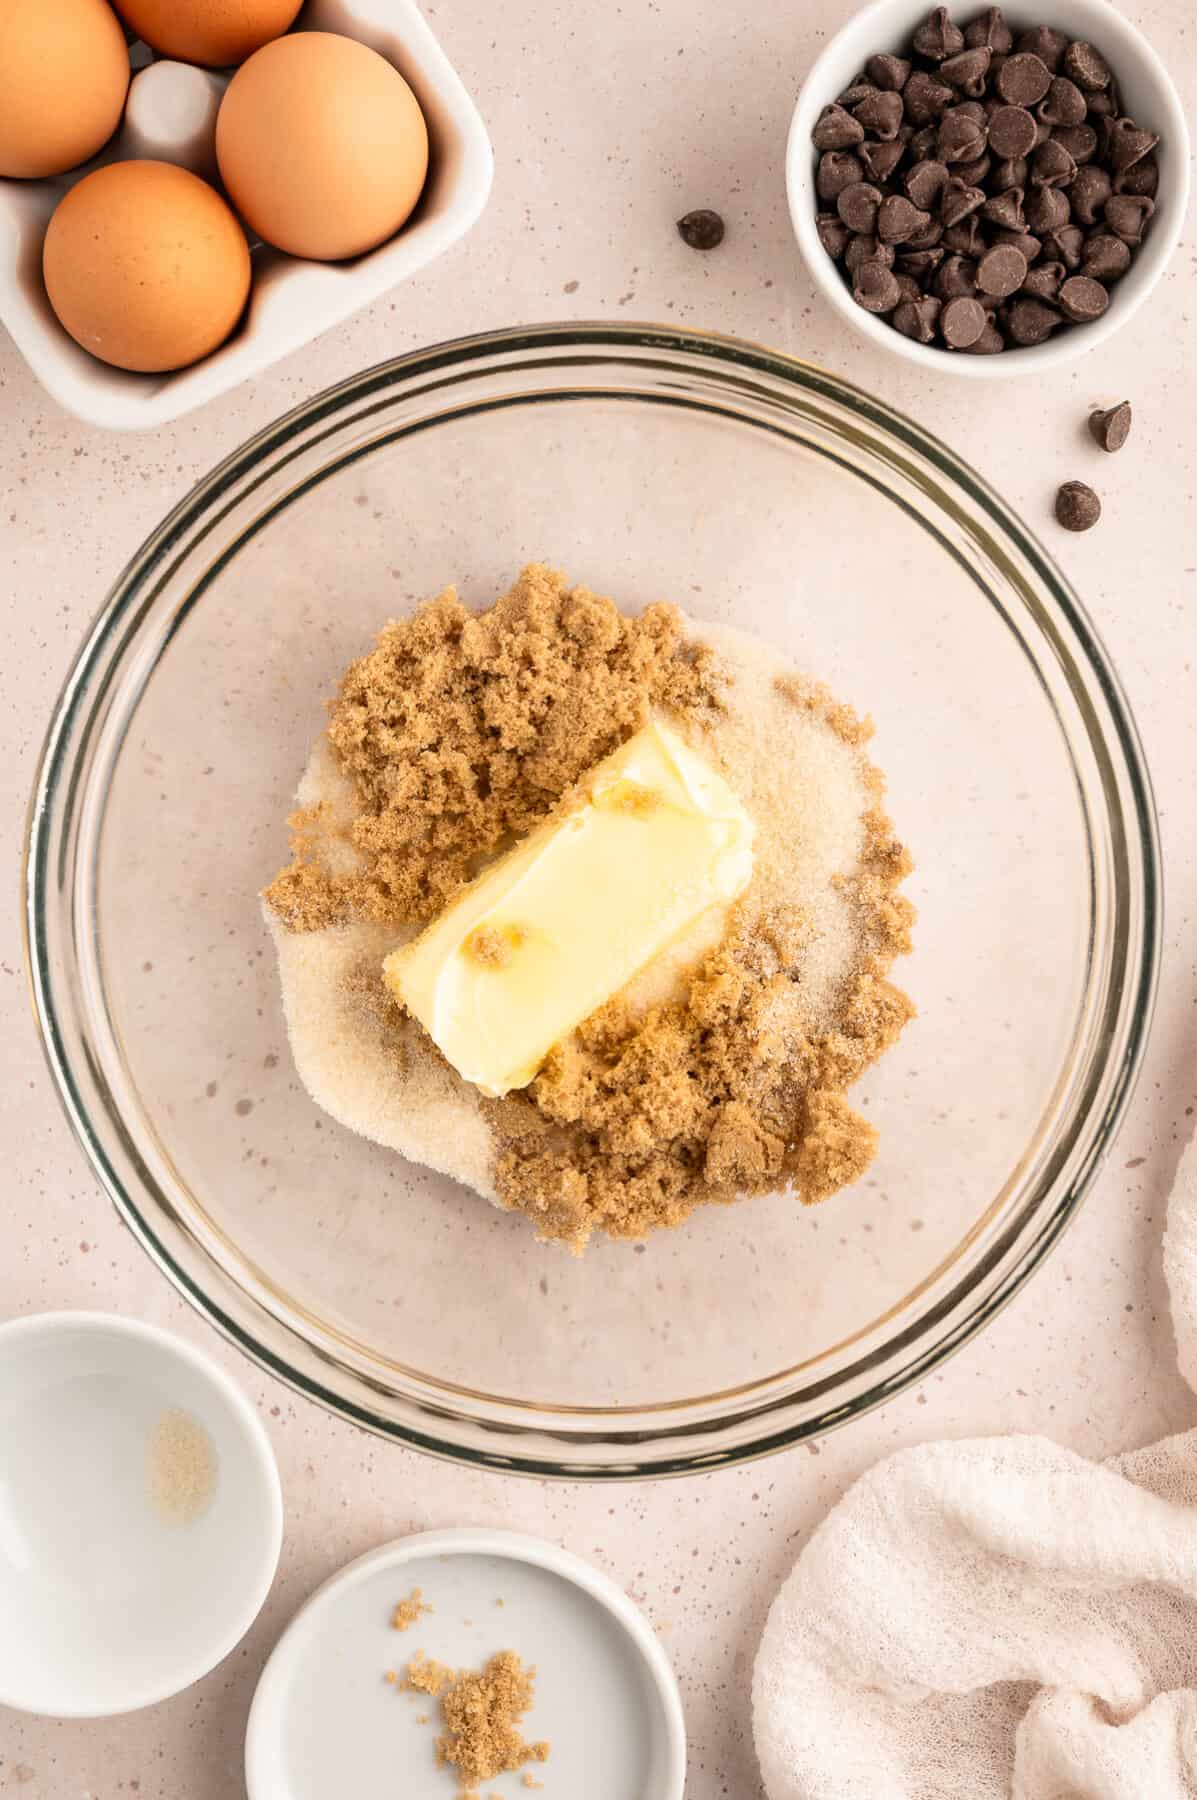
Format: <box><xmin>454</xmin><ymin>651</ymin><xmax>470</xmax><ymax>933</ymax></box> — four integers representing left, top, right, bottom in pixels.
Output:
<box><xmin>813</xmin><ymin>103</ymin><xmax>866</xmax><ymax>151</ymax></box>
<box><xmin>980</xmin><ymin>185</ymin><xmax>1026</xmax><ymax>230</ymax></box>
<box><xmin>912</xmin><ymin>7</ymin><xmax>964</xmax><ymax>60</ymax></box>
<box><xmin>987</xmin><ymin>103</ymin><xmax>1037</xmax><ymax>159</ymax></box>
<box><xmin>844</xmin><ymin>232</ymin><xmax>894</xmax><ymax>273</ymax></box>
<box><xmin>854</xmin><ymin>88</ymin><xmax>906</xmax><ymax>139</ymax></box>
<box><xmin>905</xmin><ymin>158</ymin><xmax>950</xmax><ymax>208</ymax></box>
<box><xmin>1080</xmin><ymin>231</ymin><xmax>1131</xmax><ymax>281</ymax></box>
<box><xmin>1015</xmin><ymin>26</ymin><xmax>1068</xmax><ymax>72</ymax></box>
<box><xmin>853</xmin><ymin>258</ymin><xmax>903</xmax><ymax>312</ymax></box>
<box><xmin>1088</xmin><ymin>400</ymin><xmax>1131</xmax><ymax>452</ymax></box>
<box><xmin>1021</xmin><ymin>258</ymin><xmax>1065</xmax><ymax>299</ymax></box>
<box><xmin>837</xmin><ymin>180</ymin><xmax>883</xmax><ymax>233</ymax></box>
<box><xmin>1031</xmin><ymin>138</ymin><xmax>1076</xmax><ymax>188</ymax></box>
<box><xmin>1042</xmin><ymin>222</ymin><xmax>1084</xmax><ymax>268</ymax></box>
<box><xmin>892</xmin><ymin>294</ymin><xmax>943</xmax><ymax>342</ymax></box>
<box><xmin>961</xmin><ymin>317</ymin><xmax>1006</xmax><ymax>352</ymax></box>
<box><xmin>867</xmin><ymin>52</ymin><xmax>912</xmax><ymax>91</ymax></box>
<box><xmin>993</xmin><ymin>154</ymin><xmax>1029</xmax><ymax>189</ymax></box>
<box><xmin>954</xmin><ymin>152</ymin><xmax>993</xmax><ymax>187</ymax></box>
<box><xmin>997</xmin><ymin>53</ymin><xmax>1051</xmax><ymax>107</ymax></box>
<box><xmin>992</xmin><ymin>227</ymin><xmax>1042</xmax><ymax>263</ymax></box>
<box><xmin>1070</xmin><ymin>164</ymin><xmax>1112</xmax><ymax>224</ymax></box>
<box><xmin>1063</xmin><ymin>40</ymin><xmax>1111</xmax><ymax>92</ymax></box>
<box><xmin>1006</xmin><ymin>297</ymin><xmax>1062</xmax><ymax>343</ymax></box>
<box><xmin>1086</xmin><ymin>87</ymin><xmax>1119</xmax><ymax>119</ymax></box>
<box><xmin>938</xmin><ymin>107</ymin><xmax>988</xmax><ymax>162</ymax></box>
<box><xmin>816</xmin><ymin>212</ymin><xmax>852</xmax><ymax>260</ymax></box>
<box><xmin>1058</xmin><ymin>274</ymin><xmax>1108</xmax><ymax>321</ymax></box>
<box><xmin>896</xmin><ymin>245</ymin><xmax>946</xmax><ymax>278</ymax></box>
<box><xmin>905</xmin><ymin>214</ymin><xmax>945</xmax><ymax>250</ymax></box>
<box><xmin>893</xmin><ymin>272</ymin><xmax>923</xmax><ymax>304</ymax></box>
<box><xmin>1104</xmin><ymin>192</ymin><xmax>1154</xmax><ymax>244</ymax></box>
<box><xmin>837</xmin><ymin>78</ymin><xmax>876</xmax><ymax>109</ymax></box>
<box><xmin>965</xmin><ymin>7</ymin><xmax>1013</xmax><ymax>53</ymax></box>
<box><xmin>1106</xmin><ymin>117</ymin><xmax>1159</xmax><ymax>174</ymax></box>
<box><xmin>1054</xmin><ymin>480</ymin><xmax>1100</xmax><ymax>530</ymax></box>
<box><xmin>677</xmin><ymin>209</ymin><xmax>725</xmax><ymax>250</ymax></box>
<box><xmin>904</xmin><ymin>70</ymin><xmax>955</xmax><ymax>125</ymax></box>
<box><xmin>908</xmin><ymin>124</ymin><xmax>940</xmax><ymax>162</ymax></box>
<box><xmin>939</xmin><ymin>47</ymin><xmax>992</xmax><ymax>95</ymax></box>
<box><xmin>874</xmin><ymin>194</ymin><xmax>927</xmax><ymax>245</ymax></box>
<box><xmin>816</xmin><ymin>150</ymin><xmax>864</xmax><ymax>202</ymax></box>
<box><xmin>1052</xmin><ymin>123</ymin><xmax>1098</xmax><ymax>165</ymax></box>
<box><xmin>1115</xmin><ymin>156</ymin><xmax>1158</xmax><ymax>197</ymax></box>
<box><xmin>1025</xmin><ymin>184</ymin><xmax>1070</xmax><ymax>234</ymax></box>
<box><xmin>934</xmin><ymin>252</ymin><xmax>977</xmax><ymax>298</ymax></box>
<box><xmin>943</xmin><ymin>215</ymin><xmax>986</xmax><ymax>256</ymax></box>
<box><xmin>940</xmin><ymin>178</ymin><xmax>986</xmax><ymax>226</ymax></box>
<box><xmin>976</xmin><ymin>241</ymin><xmax>1027</xmax><ymax>296</ymax></box>
<box><xmin>860</xmin><ymin>139</ymin><xmax>908</xmax><ymax>183</ymax></box>
<box><xmin>1038</xmin><ymin>76</ymin><xmax>1087</xmax><ymax>128</ymax></box>
<box><xmin>940</xmin><ymin>294</ymin><xmax>988</xmax><ymax>345</ymax></box>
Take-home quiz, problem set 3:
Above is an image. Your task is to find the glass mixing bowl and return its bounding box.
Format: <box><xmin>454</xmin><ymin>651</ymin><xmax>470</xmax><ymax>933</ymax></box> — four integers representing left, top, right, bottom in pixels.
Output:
<box><xmin>25</xmin><ymin>325</ymin><xmax>1160</xmax><ymax>1477</ymax></box>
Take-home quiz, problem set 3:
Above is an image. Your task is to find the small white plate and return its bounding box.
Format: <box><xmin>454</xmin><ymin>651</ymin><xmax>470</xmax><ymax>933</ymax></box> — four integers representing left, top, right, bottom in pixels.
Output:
<box><xmin>246</xmin><ymin>1529</ymin><xmax>687</xmax><ymax>1800</ymax></box>
<box><xmin>0</xmin><ymin>1310</ymin><xmax>282</xmax><ymax>1716</ymax></box>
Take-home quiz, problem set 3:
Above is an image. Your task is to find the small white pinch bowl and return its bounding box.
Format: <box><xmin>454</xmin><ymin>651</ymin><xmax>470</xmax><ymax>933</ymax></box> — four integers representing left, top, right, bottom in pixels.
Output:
<box><xmin>0</xmin><ymin>1311</ymin><xmax>282</xmax><ymax>1717</ymax></box>
<box><xmin>0</xmin><ymin>0</ymin><xmax>493</xmax><ymax>429</ymax></box>
<box><xmin>787</xmin><ymin>0</ymin><xmax>1190</xmax><ymax>375</ymax></box>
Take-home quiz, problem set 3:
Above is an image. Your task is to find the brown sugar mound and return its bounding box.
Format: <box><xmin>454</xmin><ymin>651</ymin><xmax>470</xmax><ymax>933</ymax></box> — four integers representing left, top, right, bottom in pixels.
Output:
<box><xmin>264</xmin><ymin>563</ymin><xmax>723</xmax><ymax>933</ymax></box>
<box><xmin>408</xmin><ymin>1650</ymin><xmax>548</xmax><ymax>1791</ymax></box>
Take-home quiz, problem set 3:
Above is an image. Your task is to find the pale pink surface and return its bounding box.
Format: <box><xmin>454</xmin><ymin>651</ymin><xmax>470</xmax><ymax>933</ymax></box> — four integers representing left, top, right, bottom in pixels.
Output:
<box><xmin>1</xmin><ymin>0</ymin><xmax>1195</xmax><ymax>1793</ymax></box>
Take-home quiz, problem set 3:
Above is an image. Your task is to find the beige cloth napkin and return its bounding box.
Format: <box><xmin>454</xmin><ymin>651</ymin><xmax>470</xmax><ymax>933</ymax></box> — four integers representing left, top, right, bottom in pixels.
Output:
<box><xmin>754</xmin><ymin>1131</ymin><xmax>1197</xmax><ymax>1800</ymax></box>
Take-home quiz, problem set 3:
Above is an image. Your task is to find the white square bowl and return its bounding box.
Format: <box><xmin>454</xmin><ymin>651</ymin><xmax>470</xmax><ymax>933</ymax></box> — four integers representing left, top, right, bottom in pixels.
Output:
<box><xmin>0</xmin><ymin>0</ymin><xmax>493</xmax><ymax>429</ymax></box>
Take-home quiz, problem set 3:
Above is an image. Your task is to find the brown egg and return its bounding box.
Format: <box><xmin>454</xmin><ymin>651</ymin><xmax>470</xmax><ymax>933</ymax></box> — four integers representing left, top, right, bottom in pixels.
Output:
<box><xmin>216</xmin><ymin>32</ymin><xmax>429</xmax><ymax>261</ymax></box>
<box><xmin>0</xmin><ymin>0</ymin><xmax>130</xmax><ymax>179</ymax></box>
<box><xmin>111</xmin><ymin>0</ymin><xmax>303</xmax><ymax>68</ymax></box>
<box><xmin>43</xmin><ymin>161</ymin><xmax>251</xmax><ymax>373</ymax></box>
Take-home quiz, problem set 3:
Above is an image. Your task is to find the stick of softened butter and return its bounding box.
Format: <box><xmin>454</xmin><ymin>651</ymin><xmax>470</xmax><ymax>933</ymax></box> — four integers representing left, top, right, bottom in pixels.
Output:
<box><xmin>383</xmin><ymin>716</ymin><xmax>755</xmax><ymax>1097</ymax></box>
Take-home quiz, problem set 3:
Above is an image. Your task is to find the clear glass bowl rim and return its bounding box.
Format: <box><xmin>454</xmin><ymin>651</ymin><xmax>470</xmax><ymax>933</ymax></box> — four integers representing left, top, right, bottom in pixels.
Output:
<box><xmin>23</xmin><ymin>322</ymin><xmax>1162</xmax><ymax>1479</ymax></box>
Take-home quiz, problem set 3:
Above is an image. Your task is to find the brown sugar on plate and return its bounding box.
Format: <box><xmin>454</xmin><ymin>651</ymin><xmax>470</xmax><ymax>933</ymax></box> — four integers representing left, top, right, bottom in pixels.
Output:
<box><xmin>427</xmin><ymin>1650</ymin><xmax>549</xmax><ymax>1794</ymax></box>
<box><xmin>392</xmin><ymin>1587</ymin><xmax>433</xmax><ymax>1632</ymax></box>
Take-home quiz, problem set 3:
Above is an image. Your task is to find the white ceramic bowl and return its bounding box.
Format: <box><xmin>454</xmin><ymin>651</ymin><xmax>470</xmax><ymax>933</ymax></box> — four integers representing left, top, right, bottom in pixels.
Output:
<box><xmin>0</xmin><ymin>0</ymin><xmax>493</xmax><ymax>430</ymax></box>
<box><xmin>0</xmin><ymin>1311</ymin><xmax>282</xmax><ymax>1716</ymax></box>
<box><xmin>787</xmin><ymin>0</ymin><xmax>1190</xmax><ymax>375</ymax></box>
<box><xmin>246</xmin><ymin>1529</ymin><xmax>687</xmax><ymax>1800</ymax></box>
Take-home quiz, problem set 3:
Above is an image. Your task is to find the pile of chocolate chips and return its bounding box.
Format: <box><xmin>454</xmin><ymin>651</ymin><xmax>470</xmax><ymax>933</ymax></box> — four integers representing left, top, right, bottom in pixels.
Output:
<box><xmin>811</xmin><ymin>6</ymin><xmax>1159</xmax><ymax>352</ymax></box>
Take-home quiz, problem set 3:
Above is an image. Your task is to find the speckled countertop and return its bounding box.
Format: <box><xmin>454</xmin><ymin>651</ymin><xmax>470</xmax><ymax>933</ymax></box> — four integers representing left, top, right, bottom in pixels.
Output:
<box><xmin>2</xmin><ymin>2</ymin><xmax>1195</xmax><ymax>1794</ymax></box>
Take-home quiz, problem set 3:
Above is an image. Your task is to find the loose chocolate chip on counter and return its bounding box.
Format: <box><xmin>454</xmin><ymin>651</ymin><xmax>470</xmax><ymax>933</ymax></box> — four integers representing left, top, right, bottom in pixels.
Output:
<box><xmin>1015</xmin><ymin>25</ymin><xmax>1068</xmax><ymax>71</ymax></box>
<box><xmin>854</xmin><ymin>88</ymin><xmax>906</xmax><ymax>139</ymax></box>
<box><xmin>965</xmin><ymin>6</ymin><xmax>1013</xmax><ymax>53</ymax></box>
<box><xmin>1070</xmin><ymin>163</ymin><xmax>1111</xmax><ymax>224</ymax></box>
<box><xmin>1115</xmin><ymin>156</ymin><xmax>1158</xmax><ymax>197</ymax></box>
<box><xmin>1030</xmin><ymin>137</ymin><xmax>1076</xmax><ymax>187</ymax></box>
<box><xmin>877</xmin><ymin>193</ymin><xmax>932</xmax><ymax>243</ymax></box>
<box><xmin>1080</xmin><ymin>231</ymin><xmax>1131</xmax><ymax>281</ymax></box>
<box><xmin>940</xmin><ymin>294</ymin><xmax>988</xmax><ymax>345</ymax></box>
<box><xmin>1024</xmin><ymin>183</ymin><xmax>1070</xmax><ymax>234</ymax></box>
<box><xmin>893</xmin><ymin>295</ymin><xmax>943</xmax><ymax>341</ymax></box>
<box><xmin>993</xmin><ymin>154</ymin><xmax>1029</xmax><ymax>189</ymax></box>
<box><xmin>860</xmin><ymin>138</ymin><xmax>908</xmax><ymax>183</ymax></box>
<box><xmin>943</xmin><ymin>215</ymin><xmax>987</xmax><ymax>256</ymax></box>
<box><xmin>961</xmin><ymin>317</ymin><xmax>1005</xmax><ymax>352</ymax></box>
<box><xmin>905</xmin><ymin>157</ymin><xmax>950</xmax><ymax>208</ymax></box>
<box><xmin>816</xmin><ymin>150</ymin><xmax>864</xmax><ymax>202</ymax></box>
<box><xmin>976</xmin><ymin>241</ymin><xmax>1027</xmax><ymax>296</ymax></box>
<box><xmin>934</xmin><ymin>252</ymin><xmax>978</xmax><ymax>298</ymax></box>
<box><xmin>837</xmin><ymin>180</ymin><xmax>884</xmax><ymax>232</ymax></box>
<box><xmin>940</xmin><ymin>178</ymin><xmax>986</xmax><ymax>226</ymax></box>
<box><xmin>1038</xmin><ymin>76</ymin><xmax>1087</xmax><ymax>128</ymax></box>
<box><xmin>853</xmin><ymin>258</ymin><xmax>903</xmax><ymax>312</ymax></box>
<box><xmin>1058</xmin><ymin>274</ymin><xmax>1108</xmax><ymax>321</ymax></box>
<box><xmin>1006</xmin><ymin>297</ymin><xmax>1062</xmax><ymax>343</ymax></box>
<box><xmin>1088</xmin><ymin>400</ymin><xmax>1131</xmax><ymax>452</ymax></box>
<box><xmin>1021</xmin><ymin>257</ymin><xmax>1065</xmax><ymax>299</ymax></box>
<box><xmin>1106</xmin><ymin>117</ymin><xmax>1159</xmax><ymax>174</ymax></box>
<box><xmin>987</xmin><ymin>103</ymin><xmax>1038</xmax><ymax>158</ymax></box>
<box><xmin>1052</xmin><ymin>122</ymin><xmax>1097</xmax><ymax>164</ymax></box>
<box><xmin>939</xmin><ymin>47</ymin><xmax>992</xmax><ymax>96</ymax></box>
<box><xmin>981</xmin><ymin>185</ymin><xmax>1026</xmax><ymax>230</ymax></box>
<box><xmin>816</xmin><ymin>212</ymin><xmax>852</xmax><ymax>260</ymax></box>
<box><xmin>1104</xmin><ymin>192</ymin><xmax>1154</xmax><ymax>244</ymax></box>
<box><xmin>1054</xmin><ymin>480</ymin><xmax>1101</xmax><ymax>530</ymax></box>
<box><xmin>844</xmin><ymin>231</ymin><xmax>894</xmax><ymax>273</ymax></box>
<box><xmin>904</xmin><ymin>70</ymin><xmax>955</xmax><ymax>124</ymax></box>
<box><xmin>867</xmin><ymin>52</ymin><xmax>912</xmax><ymax>91</ymax></box>
<box><xmin>997</xmin><ymin>53</ymin><xmax>1051</xmax><ymax>107</ymax></box>
<box><xmin>813</xmin><ymin>103</ymin><xmax>866</xmax><ymax>150</ymax></box>
<box><xmin>1063</xmin><ymin>40</ymin><xmax>1112</xmax><ymax>91</ymax></box>
<box><xmin>912</xmin><ymin>7</ymin><xmax>965</xmax><ymax>60</ymax></box>
<box><xmin>677</xmin><ymin>209</ymin><xmax>725</xmax><ymax>251</ymax></box>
